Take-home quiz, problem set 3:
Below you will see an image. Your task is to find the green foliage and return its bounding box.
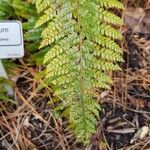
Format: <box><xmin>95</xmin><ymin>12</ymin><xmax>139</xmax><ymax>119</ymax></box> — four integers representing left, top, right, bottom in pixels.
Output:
<box><xmin>0</xmin><ymin>0</ymin><xmax>47</xmax><ymax>66</ymax></box>
<box><xmin>0</xmin><ymin>0</ymin><xmax>36</xmax><ymax>19</ymax></box>
<box><xmin>0</xmin><ymin>77</ymin><xmax>16</xmax><ymax>104</ymax></box>
<box><xmin>0</xmin><ymin>0</ymin><xmax>43</xmax><ymax>104</ymax></box>
<box><xmin>34</xmin><ymin>0</ymin><xmax>124</xmax><ymax>144</ymax></box>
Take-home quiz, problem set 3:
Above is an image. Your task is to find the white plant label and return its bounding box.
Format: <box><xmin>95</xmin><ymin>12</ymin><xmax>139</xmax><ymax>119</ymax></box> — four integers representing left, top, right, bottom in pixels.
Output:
<box><xmin>0</xmin><ymin>21</ymin><xmax>24</xmax><ymax>58</ymax></box>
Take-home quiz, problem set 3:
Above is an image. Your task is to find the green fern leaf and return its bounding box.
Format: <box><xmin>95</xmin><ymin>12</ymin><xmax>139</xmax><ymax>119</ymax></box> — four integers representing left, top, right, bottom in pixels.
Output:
<box><xmin>34</xmin><ymin>0</ymin><xmax>124</xmax><ymax>144</ymax></box>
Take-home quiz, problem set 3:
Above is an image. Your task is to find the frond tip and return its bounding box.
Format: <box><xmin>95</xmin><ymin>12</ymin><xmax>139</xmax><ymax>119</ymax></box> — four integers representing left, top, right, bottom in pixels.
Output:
<box><xmin>34</xmin><ymin>0</ymin><xmax>124</xmax><ymax>144</ymax></box>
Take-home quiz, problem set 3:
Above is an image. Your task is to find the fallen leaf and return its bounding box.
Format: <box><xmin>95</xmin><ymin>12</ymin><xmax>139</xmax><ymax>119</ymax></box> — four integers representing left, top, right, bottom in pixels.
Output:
<box><xmin>124</xmin><ymin>8</ymin><xmax>150</xmax><ymax>33</ymax></box>
<box><xmin>130</xmin><ymin>126</ymin><xmax>149</xmax><ymax>144</ymax></box>
<box><xmin>124</xmin><ymin>7</ymin><xmax>145</xmax><ymax>30</ymax></box>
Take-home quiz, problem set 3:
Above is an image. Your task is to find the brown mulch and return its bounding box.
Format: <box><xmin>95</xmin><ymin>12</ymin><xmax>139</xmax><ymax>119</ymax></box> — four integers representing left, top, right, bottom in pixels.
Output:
<box><xmin>0</xmin><ymin>2</ymin><xmax>150</xmax><ymax>150</ymax></box>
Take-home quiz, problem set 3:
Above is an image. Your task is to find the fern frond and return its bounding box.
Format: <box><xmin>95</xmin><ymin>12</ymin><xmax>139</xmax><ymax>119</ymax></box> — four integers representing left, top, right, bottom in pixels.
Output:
<box><xmin>0</xmin><ymin>0</ymin><xmax>16</xmax><ymax>19</ymax></box>
<box><xmin>34</xmin><ymin>0</ymin><xmax>124</xmax><ymax>144</ymax></box>
<box><xmin>99</xmin><ymin>8</ymin><xmax>123</xmax><ymax>25</ymax></box>
<box><xmin>98</xmin><ymin>0</ymin><xmax>124</xmax><ymax>9</ymax></box>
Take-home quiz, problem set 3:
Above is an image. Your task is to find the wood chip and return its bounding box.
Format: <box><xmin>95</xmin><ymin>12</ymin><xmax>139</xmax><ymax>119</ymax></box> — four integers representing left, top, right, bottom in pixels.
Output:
<box><xmin>130</xmin><ymin>126</ymin><xmax>150</xmax><ymax>144</ymax></box>
<box><xmin>107</xmin><ymin>128</ymin><xmax>136</xmax><ymax>134</ymax></box>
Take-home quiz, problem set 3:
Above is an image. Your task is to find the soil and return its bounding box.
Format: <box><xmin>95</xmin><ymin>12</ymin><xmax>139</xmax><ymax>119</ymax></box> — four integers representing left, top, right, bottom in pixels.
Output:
<box><xmin>0</xmin><ymin>28</ymin><xmax>149</xmax><ymax>150</ymax></box>
<box><xmin>1</xmin><ymin>0</ymin><xmax>150</xmax><ymax>146</ymax></box>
